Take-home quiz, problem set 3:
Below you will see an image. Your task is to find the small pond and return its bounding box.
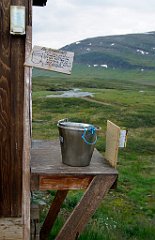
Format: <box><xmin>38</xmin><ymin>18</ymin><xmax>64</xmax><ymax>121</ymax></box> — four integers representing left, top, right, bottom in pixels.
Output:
<box><xmin>46</xmin><ymin>88</ymin><xmax>94</xmax><ymax>98</ymax></box>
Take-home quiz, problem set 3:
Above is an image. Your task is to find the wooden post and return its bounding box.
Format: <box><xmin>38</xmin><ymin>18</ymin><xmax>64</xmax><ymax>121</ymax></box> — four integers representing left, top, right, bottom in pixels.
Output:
<box><xmin>22</xmin><ymin>25</ymin><xmax>32</xmax><ymax>240</ymax></box>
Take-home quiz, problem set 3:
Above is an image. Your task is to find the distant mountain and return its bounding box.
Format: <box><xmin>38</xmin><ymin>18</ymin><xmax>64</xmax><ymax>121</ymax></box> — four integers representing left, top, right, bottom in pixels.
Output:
<box><xmin>61</xmin><ymin>32</ymin><xmax>155</xmax><ymax>70</ymax></box>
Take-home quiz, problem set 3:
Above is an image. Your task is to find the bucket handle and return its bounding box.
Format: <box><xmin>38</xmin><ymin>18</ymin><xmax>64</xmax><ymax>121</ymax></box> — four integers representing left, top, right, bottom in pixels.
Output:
<box><xmin>58</xmin><ymin>118</ymin><xmax>68</xmax><ymax>125</ymax></box>
<box><xmin>82</xmin><ymin>126</ymin><xmax>97</xmax><ymax>145</ymax></box>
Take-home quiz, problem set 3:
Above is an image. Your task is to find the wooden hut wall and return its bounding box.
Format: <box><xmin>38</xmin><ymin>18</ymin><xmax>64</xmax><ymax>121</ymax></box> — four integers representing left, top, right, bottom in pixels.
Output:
<box><xmin>0</xmin><ymin>0</ymin><xmax>32</xmax><ymax>218</ymax></box>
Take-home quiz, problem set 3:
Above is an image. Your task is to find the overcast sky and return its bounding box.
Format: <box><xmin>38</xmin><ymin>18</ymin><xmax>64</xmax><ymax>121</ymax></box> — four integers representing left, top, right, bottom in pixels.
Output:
<box><xmin>32</xmin><ymin>0</ymin><xmax>155</xmax><ymax>49</ymax></box>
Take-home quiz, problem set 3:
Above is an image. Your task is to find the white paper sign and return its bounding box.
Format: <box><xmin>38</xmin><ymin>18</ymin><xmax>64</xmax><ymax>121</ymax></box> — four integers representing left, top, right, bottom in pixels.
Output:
<box><xmin>10</xmin><ymin>6</ymin><xmax>25</xmax><ymax>35</ymax></box>
<box><xmin>25</xmin><ymin>46</ymin><xmax>74</xmax><ymax>74</ymax></box>
<box><xmin>119</xmin><ymin>130</ymin><xmax>127</xmax><ymax>148</ymax></box>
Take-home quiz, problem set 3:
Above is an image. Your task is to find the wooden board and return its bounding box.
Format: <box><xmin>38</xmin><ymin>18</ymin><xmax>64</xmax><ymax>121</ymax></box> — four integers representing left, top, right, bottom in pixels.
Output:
<box><xmin>22</xmin><ymin>25</ymin><xmax>32</xmax><ymax>240</ymax></box>
<box><xmin>25</xmin><ymin>46</ymin><xmax>74</xmax><ymax>74</ymax></box>
<box><xmin>0</xmin><ymin>218</ymin><xmax>23</xmax><ymax>240</ymax></box>
<box><xmin>31</xmin><ymin>140</ymin><xmax>118</xmax><ymax>176</ymax></box>
<box><xmin>105</xmin><ymin>120</ymin><xmax>120</xmax><ymax>168</ymax></box>
<box><xmin>39</xmin><ymin>175</ymin><xmax>93</xmax><ymax>190</ymax></box>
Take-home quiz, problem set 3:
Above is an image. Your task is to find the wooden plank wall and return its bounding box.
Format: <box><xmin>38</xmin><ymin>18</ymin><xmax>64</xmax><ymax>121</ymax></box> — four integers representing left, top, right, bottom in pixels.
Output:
<box><xmin>0</xmin><ymin>0</ymin><xmax>32</xmax><ymax>219</ymax></box>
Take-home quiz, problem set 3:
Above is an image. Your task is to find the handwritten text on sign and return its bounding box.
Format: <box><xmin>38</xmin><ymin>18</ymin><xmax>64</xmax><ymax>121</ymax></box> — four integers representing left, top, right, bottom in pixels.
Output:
<box><xmin>25</xmin><ymin>46</ymin><xmax>74</xmax><ymax>74</ymax></box>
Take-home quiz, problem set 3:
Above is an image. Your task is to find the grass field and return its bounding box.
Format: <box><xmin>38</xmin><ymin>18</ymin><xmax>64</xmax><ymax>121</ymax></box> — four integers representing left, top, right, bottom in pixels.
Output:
<box><xmin>32</xmin><ymin>65</ymin><xmax>155</xmax><ymax>239</ymax></box>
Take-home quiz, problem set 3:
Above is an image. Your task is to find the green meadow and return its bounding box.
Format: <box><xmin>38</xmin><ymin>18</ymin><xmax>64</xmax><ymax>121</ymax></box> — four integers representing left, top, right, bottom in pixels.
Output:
<box><xmin>32</xmin><ymin>65</ymin><xmax>155</xmax><ymax>239</ymax></box>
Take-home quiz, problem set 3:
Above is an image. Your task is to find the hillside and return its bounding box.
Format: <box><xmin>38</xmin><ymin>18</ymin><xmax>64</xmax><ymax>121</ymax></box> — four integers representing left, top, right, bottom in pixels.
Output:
<box><xmin>33</xmin><ymin>32</ymin><xmax>155</xmax><ymax>90</ymax></box>
<box><xmin>62</xmin><ymin>32</ymin><xmax>155</xmax><ymax>70</ymax></box>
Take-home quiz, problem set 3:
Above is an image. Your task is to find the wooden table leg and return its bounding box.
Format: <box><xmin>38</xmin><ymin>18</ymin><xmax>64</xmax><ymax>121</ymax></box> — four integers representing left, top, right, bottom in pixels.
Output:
<box><xmin>55</xmin><ymin>175</ymin><xmax>117</xmax><ymax>240</ymax></box>
<box><xmin>40</xmin><ymin>190</ymin><xmax>68</xmax><ymax>240</ymax></box>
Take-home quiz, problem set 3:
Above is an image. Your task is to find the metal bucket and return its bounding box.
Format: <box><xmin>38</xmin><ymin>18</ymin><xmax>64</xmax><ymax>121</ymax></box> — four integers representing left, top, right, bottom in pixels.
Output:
<box><xmin>57</xmin><ymin>119</ymin><xmax>98</xmax><ymax>167</ymax></box>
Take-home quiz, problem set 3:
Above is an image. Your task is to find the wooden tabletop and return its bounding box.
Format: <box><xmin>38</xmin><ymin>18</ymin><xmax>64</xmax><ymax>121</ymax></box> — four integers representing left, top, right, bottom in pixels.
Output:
<box><xmin>31</xmin><ymin>140</ymin><xmax>118</xmax><ymax>176</ymax></box>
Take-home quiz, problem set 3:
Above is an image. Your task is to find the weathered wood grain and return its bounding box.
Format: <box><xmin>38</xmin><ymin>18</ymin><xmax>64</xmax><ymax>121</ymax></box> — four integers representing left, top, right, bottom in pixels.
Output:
<box><xmin>105</xmin><ymin>120</ymin><xmax>120</xmax><ymax>168</ymax></box>
<box><xmin>39</xmin><ymin>175</ymin><xmax>93</xmax><ymax>190</ymax></box>
<box><xmin>11</xmin><ymin>0</ymin><xmax>28</xmax><ymax>217</ymax></box>
<box><xmin>10</xmin><ymin>34</ymin><xmax>25</xmax><ymax>217</ymax></box>
<box><xmin>31</xmin><ymin>140</ymin><xmax>118</xmax><ymax>176</ymax></box>
<box><xmin>22</xmin><ymin>26</ymin><xmax>32</xmax><ymax>240</ymax></box>
<box><xmin>40</xmin><ymin>190</ymin><xmax>68</xmax><ymax>240</ymax></box>
<box><xmin>0</xmin><ymin>0</ymin><xmax>27</xmax><ymax>217</ymax></box>
<box><xmin>0</xmin><ymin>218</ymin><xmax>23</xmax><ymax>240</ymax></box>
<box><xmin>0</xmin><ymin>0</ymin><xmax>12</xmax><ymax>217</ymax></box>
<box><xmin>0</xmin><ymin>0</ymin><xmax>32</xmax><ymax>218</ymax></box>
<box><xmin>56</xmin><ymin>175</ymin><xmax>117</xmax><ymax>240</ymax></box>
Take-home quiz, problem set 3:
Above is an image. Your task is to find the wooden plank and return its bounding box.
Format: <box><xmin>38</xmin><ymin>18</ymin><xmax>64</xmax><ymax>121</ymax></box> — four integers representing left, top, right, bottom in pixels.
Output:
<box><xmin>22</xmin><ymin>25</ymin><xmax>32</xmax><ymax>240</ymax></box>
<box><xmin>10</xmin><ymin>0</ymin><xmax>29</xmax><ymax>215</ymax></box>
<box><xmin>0</xmin><ymin>218</ymin><xmax>23</xmax><ymax>240</ymax></box>
<box><xmin>39</xmin><ymin>175</ymin><xmax>93</xmax><ymax>190</ymax></box>
<box><xmin>0</xmin><ymin>0</ymin><xmax>12</xmax><ymax>217</ymax></box>
<box><xmin>105</xmin><ymin>120</ymin><xmax>120</xmax><ymax>168</ymax></box>
<box><xmin>31</xmin><ymin>140</ymin><xmax>118</xmax><ymax>176</ymax></box>
<box><xmin>56</xmin><ymin>175</ymin><xmax>117</xmax><ymax>240</ymax></box>
<box><xmin>25</xmin><ymin>46</ymin><xmax>74</xmax><ymax>74</ymax></box>
<box><xmin>40</xmin><ymin>190</ymin><xmax>68</xmax><ymax>240</ymax></box>
<box><xmin>10</xmin><ymin>35</ymin><xmax>25</xmax><ymax>216</ymax></box>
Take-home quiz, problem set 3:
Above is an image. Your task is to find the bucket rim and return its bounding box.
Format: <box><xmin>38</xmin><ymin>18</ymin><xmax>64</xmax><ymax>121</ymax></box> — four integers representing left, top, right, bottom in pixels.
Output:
<box><xmin>57</xmin><ymin>118</ymin><xmax>100</xmax><ymax>131</ymax></box>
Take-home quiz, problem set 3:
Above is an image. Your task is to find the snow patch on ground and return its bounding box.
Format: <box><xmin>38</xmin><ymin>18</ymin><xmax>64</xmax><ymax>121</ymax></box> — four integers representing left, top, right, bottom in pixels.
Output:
<box><xmin>101</xmin><ymin>64</ymin><xmax>108</xmax><ymax>68</ymax></box>
<box><xmin>137</xmin><ymin>49</ymin><xmax>149</xmax><ymax>55</ymax></box>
